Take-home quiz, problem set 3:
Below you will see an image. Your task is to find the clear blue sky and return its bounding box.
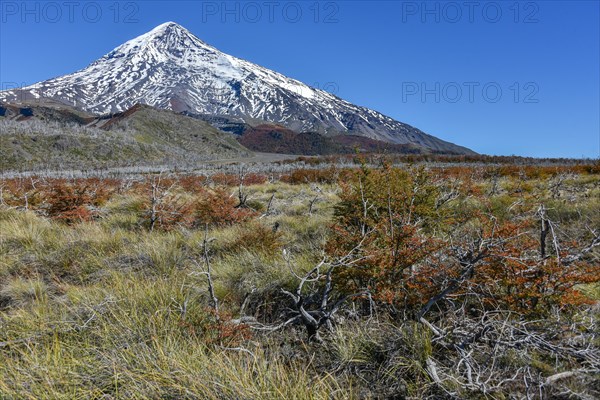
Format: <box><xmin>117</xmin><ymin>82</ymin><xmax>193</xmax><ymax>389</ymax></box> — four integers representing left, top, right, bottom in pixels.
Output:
<box><xmin>1</xmin><ymin>0</ymin><xmax>598</xmax><ymax>158</ymax></box>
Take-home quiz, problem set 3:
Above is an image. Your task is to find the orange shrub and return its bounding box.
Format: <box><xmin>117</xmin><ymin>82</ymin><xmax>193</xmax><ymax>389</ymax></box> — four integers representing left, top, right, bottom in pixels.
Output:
<box><xmin>327</xmin><ymin>164</ymin><xmax>442</xmax><ymax>306</ymax></box>
<box><xmin>44</xmin><ymin>179</ymin><xmax>115</xmax><ymax>223</ymax></box>
<box><xmin>1</xmin><ymin>177</ymin><xmax>48</xmax><ymax>209</ymax></box>
<box><xmin>243</xmin><ymin>173</ymin><xmax>268</xmax><ymax>185</ymax></box>
<box><xmin>327</xmin><ymin>163</ymin><xmax>600</xmax><ymax>317</ymax></box>
<box><xmin>194</xmin><ymin>187</ymin><xmax>256</xmax><ymax>227</ymax></box>
<box><xmin>211</xmin><ymin>173</ymin><xmax>239</xmax><ymax>187</ymax></box>
<box><xmin>177</xmin><ymin>175</ymin><xmax>209</xmax><ymax>193</ymax></box>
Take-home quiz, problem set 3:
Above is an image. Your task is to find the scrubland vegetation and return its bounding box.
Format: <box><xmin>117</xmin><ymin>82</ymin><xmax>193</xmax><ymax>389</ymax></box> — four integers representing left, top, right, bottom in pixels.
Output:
<box><xmin>0</xmin><ymin>107</ymin><xmax>250</xmax><ymax>172</ymax></box>
<box><xmin>0</xmin><ymin>160</ymin><xmax>599</xmax><ymax>399</ymax></box>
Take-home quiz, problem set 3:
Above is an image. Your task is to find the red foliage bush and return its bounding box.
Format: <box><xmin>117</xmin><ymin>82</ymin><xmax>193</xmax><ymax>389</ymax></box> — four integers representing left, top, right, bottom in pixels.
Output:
<box><xmin>131</xmin><ymin>178</ymin><xmax>257</xmax><ymax>230</ymax></box>
<box><xmin>327</xmin><ymin>164</ymin><xmax>600</xmax><ymax>317</ymax></box>
<box><xmin>1</xmin><ymin>178</ymin><xmax>46</xmax><ymax>208</ymax></box>
<box><xmin>211</xmin><ymin>173</ymin><xmax>239</xmax><ymax>187</ymax></box>
<box><xmin>177</xmin><ymin>175</ymin><xmax>209</xmax><ymax>193</ymax></box>
<box><xmin>326</xmin><ymin>164</ymin><xmax>441</xmax><ymax>306</ymax></box>
<box><xmin>44</xmin><ymin>179</ymin><xmax>116</xmax><ymax>223</ymax></box>
<box><xmin>470</xmin><ymin>215</ymin><xmax>600</xmax><ymax>312</ymax></box>
<box><xmin>194</xmin><ymin>187</ymin><xmax>256</xmax><ymax>227</ymax></box>
<box><xmin>243</xmin><ymin>173</ymin><xmax>268</xmax><ymax>185</ymax></box>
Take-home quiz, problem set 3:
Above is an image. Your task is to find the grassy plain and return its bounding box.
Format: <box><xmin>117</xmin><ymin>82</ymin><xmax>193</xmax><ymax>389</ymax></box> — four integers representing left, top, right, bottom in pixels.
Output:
<box><xmin>0</xmin><ymin>161</ymin><xmax>598</xmax><ymax>399</ymax></box>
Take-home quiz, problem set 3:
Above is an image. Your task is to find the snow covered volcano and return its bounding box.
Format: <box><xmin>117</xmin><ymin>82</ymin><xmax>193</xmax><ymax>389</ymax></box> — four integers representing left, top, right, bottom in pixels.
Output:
<box><xmin>0</xmin><ymin>22</ymin><xmax>473</xmax><ymax>154</ymax></box>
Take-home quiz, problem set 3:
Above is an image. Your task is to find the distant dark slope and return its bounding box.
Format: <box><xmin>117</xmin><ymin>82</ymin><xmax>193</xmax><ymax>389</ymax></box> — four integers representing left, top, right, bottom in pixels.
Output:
<box><xmin>331</xmin><ymin>135</ymin><xmax>432</xmax><ymax>154</ymax></box>
<box><xmin>0</xmin><ymin>100</ymin><xmax>96</xmax><ymax>124</ymax></box>
<box><xmin>238</xmin><ymin>125</ymin><xmax>335</xmax><ymax>155</ymax></box>
<box><xmin>0</xmin><ymin>102</ymin><xmax>252</xmax><ymax>171</ymax></box>
<box><xmin>237</xmin><ymin>124</ymin><xmax>453</xmax><ymax>155</ymax></box>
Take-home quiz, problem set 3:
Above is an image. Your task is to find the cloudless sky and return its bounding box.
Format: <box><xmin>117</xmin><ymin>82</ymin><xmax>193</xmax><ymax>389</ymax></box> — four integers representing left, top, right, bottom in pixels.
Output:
<box><xmin>1</xmin><ymin>0</ymin><xmax>598</xmax><ymax>158</ymax></box>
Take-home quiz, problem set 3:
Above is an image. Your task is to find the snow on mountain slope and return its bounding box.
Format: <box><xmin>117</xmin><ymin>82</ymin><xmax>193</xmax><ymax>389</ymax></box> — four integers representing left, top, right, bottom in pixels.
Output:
<box><xmin>0</xmin><ymin>22</ymin><xmax>474</xmax><ymax>154</ymax></box>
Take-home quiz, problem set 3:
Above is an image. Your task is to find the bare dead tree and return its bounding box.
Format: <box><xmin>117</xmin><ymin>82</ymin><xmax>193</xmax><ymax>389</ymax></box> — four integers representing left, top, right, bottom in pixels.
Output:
<box><xmin>280</xmin><ymin>258</ymin><xmax>371</xmax><ymax>341</ymax></box>
<box><xmin>358</xmin><ymin>177</ymin><xmax>372</xmax><ymax>238</ymax></box>
<box><xmin>275</xmin><ymin>238</ymin><xmax>372</xmax><ymax>341</ymax></box>
<box><xmin>561</xmin><ymin>230</ymin><xmax>600</xmax><ymax>266</ymax></box>
<box><xmin>537</xmin><ymin>204</ymin><xmax>599</xmax><ymax>267</ymax></box>
<box><xmin>245</xmin><ymin>236</ymin><xmax>372</xmax><ymax>341</ymax></box>
<box><xmin>419</xmin><ymin>305</ymin><xmax>600</xmax><ymax>398</ymax></box>
<box><xmin>435</xmin><ymin>177</ymin><xmax>460</xmax><ymax>209</ymax></box>
<box><xmin>236</xmin><ymin>165</ymin><xmax>249</xmax><ymax>209</ymax></box>
<box><xmin>146</xmin><ymin>174</ymin><xmax>188</xmax><ymax>231</ymax></box>
<box><xmin>417</xmin><ymin>243</ymin><xmax>488</xmax><ymax>320</ymax></box>
<box><xmin>308</xmin><ymin>195</ymin><xmax>320</xmax><ymax>215</ymax></box>
<box><xmin>260</xmin><ymin>193</ymin><xmax>275</xmax><ymax>218</ymax></box>
<box><xmin>194</xmin><ymin>224</ymin><xmax>220</xmax><ymax>320</ymax></box>
<box><xmin>148</xmin><ymin>175</ymin><xmax>165</xmax><ymax>231</ymax></box>
<box><xmin>488</xmin><ymin>171</ymin><xmax>500</xmax><ymax>197</ymax></box>
<box><xmin>22</xmin><ymin>177</ymin><xmax>41</xmax><ymax>211</ymax></box>
<box><xmin>549</xmin><ymin>173</ymin><xmax>568</xmax><ymax>199</ymax></box>
<box><xmin>0</xmin><ymin>183</ymin><xmax>6</xmax><ymax>207</ymax></box>
<box><xmin>538</xmin><ymin>204</ymin><xmax>551</xmax><ymax>260</ymax></box>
